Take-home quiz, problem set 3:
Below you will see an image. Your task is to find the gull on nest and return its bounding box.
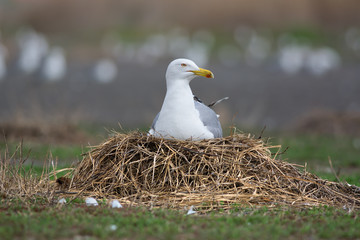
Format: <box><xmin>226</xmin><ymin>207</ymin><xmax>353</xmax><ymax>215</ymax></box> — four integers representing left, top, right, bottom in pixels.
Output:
<box><xmin>149</xmin><ymin>58</ymin><xmax>223</xmax><ymax>140</ymax></box>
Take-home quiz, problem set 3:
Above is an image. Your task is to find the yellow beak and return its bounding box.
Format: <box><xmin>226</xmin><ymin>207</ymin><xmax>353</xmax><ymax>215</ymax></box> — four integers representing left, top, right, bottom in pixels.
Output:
<box><xmin>190</xmin><ymin>68</ymin><xmax>214</xmax><ymax>78</ymax></box>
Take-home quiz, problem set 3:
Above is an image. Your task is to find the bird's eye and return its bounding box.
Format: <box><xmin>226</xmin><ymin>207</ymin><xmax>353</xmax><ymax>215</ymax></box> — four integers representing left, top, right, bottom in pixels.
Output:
<box><xmin>181</xmin><ymin>63</ymin><xmax>187</xmax><ymax>67</ymax></box>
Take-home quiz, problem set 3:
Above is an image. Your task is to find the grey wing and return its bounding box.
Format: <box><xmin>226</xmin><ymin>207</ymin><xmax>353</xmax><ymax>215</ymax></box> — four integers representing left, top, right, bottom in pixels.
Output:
<box><xmin>194</xmin><ymin>100</ymin><xmax>223</xmax><ymax>138</ymax></box>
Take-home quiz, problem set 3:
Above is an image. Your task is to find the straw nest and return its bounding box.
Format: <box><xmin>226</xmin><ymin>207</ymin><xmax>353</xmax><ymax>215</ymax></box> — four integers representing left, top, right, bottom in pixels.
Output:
<box><xmin>61</xmin><ymin>131</ymin><xmax>360</xmax><ymax>210</ymax></box>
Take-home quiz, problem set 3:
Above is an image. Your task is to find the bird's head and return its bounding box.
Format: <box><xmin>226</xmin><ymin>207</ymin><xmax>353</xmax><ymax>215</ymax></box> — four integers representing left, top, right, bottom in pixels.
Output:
<box><xmin>165</xmin><ymin>58</ymin><xmax>214</xmax><ymax>83</ymax></box>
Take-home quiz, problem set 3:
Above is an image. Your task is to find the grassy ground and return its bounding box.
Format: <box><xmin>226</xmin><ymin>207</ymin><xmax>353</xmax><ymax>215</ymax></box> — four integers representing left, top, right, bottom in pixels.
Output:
<box><xmin>1</xmin><ymin>131</ymin><xmax>360</xmax><ymax>239</ymax></box>
<box><xmin>272</xmin><ymin>134</ymin><xmax>360</xmax><ymax>185</ymax></box>
<box><xmin>0</xmin><ymin>200</ymin><xmax>359</xmax><ymax>240</ymax></box>
<box><xmin>0</xmin><ymin>142</ymin><xmax>84</xmax><ymax>165</ymax></box>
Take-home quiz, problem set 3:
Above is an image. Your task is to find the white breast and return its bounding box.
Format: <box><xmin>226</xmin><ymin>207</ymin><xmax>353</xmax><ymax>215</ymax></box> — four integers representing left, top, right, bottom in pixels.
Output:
<box><xmin>153</xmin><ymin>80</ymin><xmax>213</xmax><ymax>140</ymax></box>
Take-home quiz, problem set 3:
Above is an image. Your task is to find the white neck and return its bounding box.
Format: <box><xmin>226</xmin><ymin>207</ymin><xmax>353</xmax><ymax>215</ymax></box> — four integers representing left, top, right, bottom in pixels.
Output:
<box><xmin>154</xmin><ymin>77</ymin><xmax>214</xmax><ymax>140</ymax></box>
<box><xmin>163</xmin><ymin>79</ymin><xmax>194</xmax><ymax>110</ymax></box>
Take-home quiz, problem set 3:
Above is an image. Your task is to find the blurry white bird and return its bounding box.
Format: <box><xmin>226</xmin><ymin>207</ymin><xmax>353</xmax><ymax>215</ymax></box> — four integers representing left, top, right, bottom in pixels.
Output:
<box><xmin>278</xmin><ymin>44</ymin><xmax>309</xmax><ymax>74</ymax></box>
<box><xmin>42</xmin><ymin>47</ymin><xmax>66</xmax><ymax>81</ymax></box>
<box><xmin>93</xmin><ymin>59</ymin><xmax>118</xmax><ymax>83</ymax></box>
<box><xmin>185</xmin><ymin>42</ymin><xmax>210</xmax><ymax>67</ymax></box>
<box><xmin>16</xmin><ymin>28</ymin><xmax>48</xmax><ymax>74</ymax></box>
<box><xmin>149</xmin><ymin>58</ymin><xmax>222</xmax><ymax>140</ymax></box>
<box><xmin>305</xmin><ymin>47</ymin><xmax>341</xmax><ymax>76</ymax></box>
<box><xmin>244</xmin><ymin>33</ymin><xmax>270</xmax><ymax>66</ymax></box>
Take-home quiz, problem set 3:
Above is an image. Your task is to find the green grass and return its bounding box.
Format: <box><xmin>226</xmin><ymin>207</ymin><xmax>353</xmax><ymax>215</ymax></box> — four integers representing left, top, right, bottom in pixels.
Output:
<box><xmin>270</xmin><ymin>134</ymin><xmax>360</xmax><ymax>185</ymax></box>
<box><xmin>0</xmin><ymin>141</ymin><xmax>83</xmax><ymax>178</ymax></box>
<box><xmin>0</xmin><ymin>141</ymin><xmax>85</xmax><ymax>164</ymax></box>
<box><xmin>0</xmin><ymin>201</ymin><xmax>359</xmax><ymax>240</ymax></box>
<box><xmin>275</xmin><ymin>27</ymin><xmax>330</xmax><ymax>45</ymax></box>
<box><xmin>275</xmin><ymin>135</ymin><xmax>360</xmax><ymax>167</ymax></box>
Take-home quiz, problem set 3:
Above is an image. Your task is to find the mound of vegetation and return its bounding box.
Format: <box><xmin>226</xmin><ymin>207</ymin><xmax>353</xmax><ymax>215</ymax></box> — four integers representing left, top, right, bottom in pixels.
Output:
<box><xmin>60</xmin><ymin>131</ymin><xmax>360</xmax><ymax>211</ymax></box>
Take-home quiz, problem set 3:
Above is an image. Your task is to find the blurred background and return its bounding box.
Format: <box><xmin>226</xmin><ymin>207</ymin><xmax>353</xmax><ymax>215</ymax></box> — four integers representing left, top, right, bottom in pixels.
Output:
<box><xmin>1</xmin><ymin>0</ymin><xmax>360</xmax><ymax>143</ymax></box>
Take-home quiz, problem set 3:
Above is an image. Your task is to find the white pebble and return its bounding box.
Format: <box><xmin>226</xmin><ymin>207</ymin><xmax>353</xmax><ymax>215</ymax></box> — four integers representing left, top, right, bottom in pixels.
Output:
<box><xmin>85</xmin><ymin>197</ymin><xmax>99</xmax><ymax>206</ymax></box>
<box><xmin>186</xmin><ymin>206</ymin><xmax>196</xmax><ymax>215</ymax></box>
<box><xmin>111</xmin><ymin>200</ymin><xmax>123</xmax><ymax>208</ymax></box>
<box><xmin>109</xmin><ymin>224</ymin><xmax>117</xmax><ymax>231</ymax></box>
<box><xmin>58</xmin><ymin>198</ymin><xmax>67</xmax><ymax>204</ymax></box>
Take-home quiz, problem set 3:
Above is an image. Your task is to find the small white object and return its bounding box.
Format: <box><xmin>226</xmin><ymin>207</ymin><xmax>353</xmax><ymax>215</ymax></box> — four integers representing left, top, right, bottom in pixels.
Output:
<box><xmin>109</xmin><ymin>224</ymin><xmax>117</xmax><ymax>231</ymax></box>
<box><xmin>93</xmin><ymin>59</ymin><xmax>117</xmax><ymax>83</ymax></box>
<box><xmin>185</xmin><ymin>42</ymin><xmax>210</xmax><ymax>67</ymax></box>
<box><xmin>16</xmin><ymin>28</ymin><xmax>49</xmax><ymax>74</ymax></box>
<box><xmin>42</xmin><ymin>46</ymin><xmax>66</xmax><ymax>81</ymax></box>
<box><xmin>85</xmin><ymin>197</ymin><xmax>99</xmax><ymax>206</ymax></box>
<box><xmin>277</xmin><ymin>44</ymin><xmax>309</xmax><ymax>74</ymax></box>
<box><xmin>58</xmin><ymin>198</ymin><xmax>67</xmax><ymax>204</ymax></box>
<box><xmin>111</xmin><ymin>200</ymin><xmax>123</xmax><ymax>208</ymax></box>
<box><xmin>186</xmin><ymin>206</ymin><xmax>196</xmax><ymax>215</ymax></box>
<box><xmin>244</xmin><ymin>33</ymin><xmax>271</xmax><ymax>66</ymax></box>
<box><xmin>304</xmin><ymin>47</ymin><xmax>341</xmax><ymax>76</ymax></box>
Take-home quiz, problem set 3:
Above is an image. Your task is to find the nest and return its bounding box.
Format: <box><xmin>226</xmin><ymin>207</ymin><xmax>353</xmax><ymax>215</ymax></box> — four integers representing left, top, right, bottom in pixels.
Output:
<box><xmin>63</xmin><ymin>131</ymin><xmax>360</xmax><ymax>210</ymax></box>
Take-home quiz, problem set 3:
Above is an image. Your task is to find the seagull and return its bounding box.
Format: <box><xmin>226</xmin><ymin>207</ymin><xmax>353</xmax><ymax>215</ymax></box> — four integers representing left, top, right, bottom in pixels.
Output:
<box><xmin>42</xmin><ymin>46</ymin><xmax>67</xmax><ymax>81</ymax></box>
<box><xmin>149</xmin><ymin>58</ymin><xmax>222</xmax><ymax>140</ymax></box>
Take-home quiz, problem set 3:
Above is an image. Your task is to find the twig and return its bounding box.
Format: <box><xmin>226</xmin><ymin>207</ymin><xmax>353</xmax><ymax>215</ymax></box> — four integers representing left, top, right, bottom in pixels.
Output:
<box><xmin>328</xmin><ymin>157</ymin><xmax>341</xmax><ymax>183</ymax></box>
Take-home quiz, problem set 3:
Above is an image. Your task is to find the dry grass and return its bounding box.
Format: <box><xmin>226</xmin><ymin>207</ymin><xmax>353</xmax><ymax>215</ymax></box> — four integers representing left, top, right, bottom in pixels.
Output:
<box><xmin>58</xmin><ymin>131</ymin><xmax>360</xmax><ymax>211</ymax></box>
<box><xmin>0</xmin><ymin>142</ymin><xmax>56</xmax><ymax>203</ymax></box>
